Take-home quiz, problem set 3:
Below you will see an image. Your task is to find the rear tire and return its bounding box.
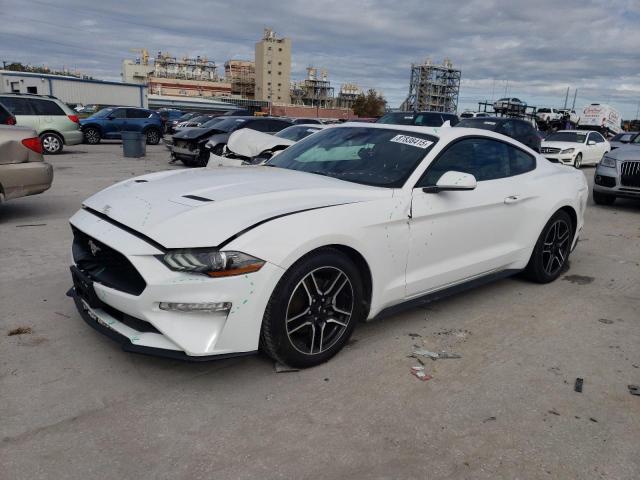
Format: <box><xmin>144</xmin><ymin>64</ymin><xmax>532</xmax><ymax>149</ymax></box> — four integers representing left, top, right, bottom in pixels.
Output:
<box><xmin>593</xmin><ymin>190</ymin><xmax>615</xmax><ymax>206</ymax></box>
<box><xmin>260</xmin><ymin>248</ymin><xmax>366</xmax><ymax>368</ymax></box>
<box><xmin>84</xmin><ymin>127</ymin><xmax>101</xmax><ymax>145</ymax></box>
<box><xmin>40</xmin><ymin>132</ymin><xmax>63</xmax><ymax>154</ymax></box>
<box><xmin>524</xmin><ymin>210</ymin><xmax>573</xmax><ymax>284</ymax></box>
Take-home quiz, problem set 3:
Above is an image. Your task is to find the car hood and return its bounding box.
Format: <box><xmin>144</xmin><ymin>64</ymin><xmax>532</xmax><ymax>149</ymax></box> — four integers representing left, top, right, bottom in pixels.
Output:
<box><xmin>607</xmin><ymin>144</ymin><xmax>640</xmax><ymax>160</ymax></box>
<box><xmin>173</xmin><ymin>127</ymin><xmax>225</xmax><ymax>140</ymax></box>
<box><xmin>541</xmin><ymin>141</ymin><xmax>582</xmax><ymax>149</ymax></box>
<box><xmin>81</xmin><ymin>166</ymin><xmax>389</xmax><ymax>248</ymax></box>
<box><xmin>226</xmin><ymin>128</ymin><xmax>294</xmax><ymax>158</ymax></box>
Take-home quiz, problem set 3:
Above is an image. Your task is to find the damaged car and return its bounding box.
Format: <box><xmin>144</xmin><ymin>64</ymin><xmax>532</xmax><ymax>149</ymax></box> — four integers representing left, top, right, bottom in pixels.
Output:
<box><xmin>171</xmin><ymin>116</ymin><xmax>292</xmax><ymax>167</ymax></box>
<box><xmin>68</xmin><ymin>124</ymin><xmax>587</xmax><ymax>367</ymax></box>
<box><xmin>219</xmin><ymin>124</ymin><xmax>326</xmax><ymax>164</ymax></box>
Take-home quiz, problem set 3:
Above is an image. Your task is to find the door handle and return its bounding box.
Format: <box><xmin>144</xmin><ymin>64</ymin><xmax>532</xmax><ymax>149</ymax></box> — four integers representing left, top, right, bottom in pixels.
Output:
<box><xmin>504</xmin><ymin>195</ymin><xmax>523</xmax><ymax>204</ymax></box>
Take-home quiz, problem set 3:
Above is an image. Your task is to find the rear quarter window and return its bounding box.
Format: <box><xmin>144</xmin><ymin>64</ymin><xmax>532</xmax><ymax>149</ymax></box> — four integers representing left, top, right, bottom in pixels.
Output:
<box><xmin>31</xmin><ymin>99</ymin><xmax>65</xmax><ymax>116</ymax></box>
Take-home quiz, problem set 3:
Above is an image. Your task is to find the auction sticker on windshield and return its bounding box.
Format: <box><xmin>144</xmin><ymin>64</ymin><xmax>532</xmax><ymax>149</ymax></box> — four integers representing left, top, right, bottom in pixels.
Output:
<box><xmin>390</xmin><ymin>134</ymin><xmax>433</xmax><ymax>149</ymax></box>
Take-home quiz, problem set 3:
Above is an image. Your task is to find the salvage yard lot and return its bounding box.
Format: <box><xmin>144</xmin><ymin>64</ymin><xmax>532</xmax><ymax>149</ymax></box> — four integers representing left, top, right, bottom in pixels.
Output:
<box><xmin>1</xmin><ymin>142</ymin><xmax>639</xmax><ymax>479</ymax></box>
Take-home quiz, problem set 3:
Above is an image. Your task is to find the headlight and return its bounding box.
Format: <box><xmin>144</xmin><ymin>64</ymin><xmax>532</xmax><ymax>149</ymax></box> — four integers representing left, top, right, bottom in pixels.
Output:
<box><xmin>159</xmin><ymin>249</ymin><xmax>265</xmax><ymax>277</ymax></box>
<box><xmin>560</xmin><ymin>148</ymin><xmax>575</xmax><ymax>154</ymax></box>
<box><xmin>600</xmin><ymin>156</ymin><xmax>616</xmax><ymax>168</ymax></box>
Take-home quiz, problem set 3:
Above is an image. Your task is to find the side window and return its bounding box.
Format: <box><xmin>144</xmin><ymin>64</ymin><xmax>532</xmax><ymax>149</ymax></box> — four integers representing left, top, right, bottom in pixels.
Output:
<box><xmin>126</xmin><ymin>109</ymin><xmax>150</xmax><ymax>119</ymax></box>
<box><xmin>109</xmin><ymin>108</ymin><xmax>127</xmax><ymax>119</ymax></box>
<box><xmin>509</xmin><ymin>147</ymin><xmax>536</xmax><ymax>176</ymax></box>
<box><xmin>594</xmin><ymin>133</ymin><xmax>605</xmax><ymax>144</ymax></box>
<box><xmin>0</xmin><ymin>97</ymin><xmax>34</xmax><ymax>115</ymax></box>
<box><xmin>31</xmin><ymin>99</ymin><xmax>65</xmax><ymax>115</ymax></box>
<box><xmin>418</xmin><ymin>138</ymin><xmax>511</xmax><ymax>186</ymax></box>
<box><xmin>0</xmin><ymin>103</ymin><xmax>12</xmax><ymax>123</ymax></box>
<box><xmin>587</xmin><ymin>132</ymin><xmax>598</xmax><ymax>144</ymax></box>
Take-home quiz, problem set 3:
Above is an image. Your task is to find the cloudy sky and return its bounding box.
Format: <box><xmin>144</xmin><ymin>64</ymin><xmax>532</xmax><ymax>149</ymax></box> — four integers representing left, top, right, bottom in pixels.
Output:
<box><xmin>1</xmin><ymin>0</ymin><xmax>639</xmax><ymax>117</ymax></box>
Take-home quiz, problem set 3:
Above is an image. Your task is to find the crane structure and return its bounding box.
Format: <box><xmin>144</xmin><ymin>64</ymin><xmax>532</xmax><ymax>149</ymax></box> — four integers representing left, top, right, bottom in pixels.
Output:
<box><xmin>401</xmin><ymin>58</ymin><xmax>461</xmax><ymax>112</ymax></box>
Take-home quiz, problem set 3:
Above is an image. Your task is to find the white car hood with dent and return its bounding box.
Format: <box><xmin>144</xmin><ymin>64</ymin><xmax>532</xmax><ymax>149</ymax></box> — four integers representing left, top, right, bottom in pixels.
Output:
<box><xmin>82</xmin><ymin>166</ymin><xmax>390</xmax><ymax>248</ymax></box>
<box><xmin>226</xmin><ymin>128</ymin><xmax>294</xmax><ymax>158</ymax></box>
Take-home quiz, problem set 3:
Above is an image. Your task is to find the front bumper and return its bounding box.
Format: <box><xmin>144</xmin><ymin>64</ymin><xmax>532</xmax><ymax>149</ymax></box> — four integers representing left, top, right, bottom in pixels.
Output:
<box><xmin>171</xmin><ymin>144</ymin><xmax>199</xmax><ymax>160</ymax></box>
<box><xmin>593</xmin><ymin>164</ymin><xmax>640</xmax><ymax>198</ymax></box>
<box><xmin>68</xmin><ymin>208</ymin><xmax>285</xmax><ymax>359</ymax></box>
<box><xmin>543</xmin><ymin>153</ymin><xmax>576</xmax><ymax>165</ymax></box>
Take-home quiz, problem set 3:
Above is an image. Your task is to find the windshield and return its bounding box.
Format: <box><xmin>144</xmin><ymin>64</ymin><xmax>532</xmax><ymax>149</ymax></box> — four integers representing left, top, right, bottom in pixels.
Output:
<box><xmin>538</xmin><ymin>108</ymin><xmax>550</xmax><ymax>113</ymax></box>
<box><xmin>266</xmin><ymin>127</ymin><xmax>437</xmax><ymax>188</ymax></box>
<box><xmin>376</xmin><ymin>113</ymin><xmax>415</xmax><ymax>125</ymax></box>
<box><xmin>209</xmin><ymin>118</ymin><xmax>248</xmax><ymax>132</ymax></box>
<box><xmin>276</xmin><ymin>125</ymin><xmax>322</xmax><ymax>141</ymax></box>
<box><xmin>611</xmin><ymin>133</ymin><xmax>635</xmax><ymax>142</ymax></box>
<box><xmin>93</xmin><ymin>108</ymin><xmax>115</xmax><ymax>118</ymax></box>
<box><xmin>200</xmin><ymin>117</ymin><xmax>225</xmax><ymax>128</ymax></box>
<box><xmin>456</xmin><ymin>119</ymin><xmax>498</xmax><ymax>131</ymax></box>
<box><xmin>545</xmin><ymin>132</ymin><xmax>587</xmax><ymax>143</ymax></box>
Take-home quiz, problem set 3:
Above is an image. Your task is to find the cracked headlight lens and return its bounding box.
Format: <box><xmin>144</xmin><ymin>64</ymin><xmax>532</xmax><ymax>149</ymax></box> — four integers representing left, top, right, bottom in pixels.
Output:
<box><xmin>600</xmin><ymin>156</ymin><xmax>616</xmax><ymax>168</ymax></box>
<box><xmin>159</xmin><ymin>250</ymin><xmax>265</xmax><ymax>277</ymax></box>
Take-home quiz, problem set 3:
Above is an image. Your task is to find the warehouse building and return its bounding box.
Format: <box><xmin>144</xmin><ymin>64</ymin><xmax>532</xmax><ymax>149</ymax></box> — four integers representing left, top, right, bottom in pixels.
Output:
<box><xmin>0</xmin><ymin>70</ymin><xmax>147</xmax><ymax>107</ymax></box>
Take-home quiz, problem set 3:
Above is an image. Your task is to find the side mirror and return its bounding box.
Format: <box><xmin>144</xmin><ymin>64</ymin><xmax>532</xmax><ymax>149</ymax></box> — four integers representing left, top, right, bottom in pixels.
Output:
<box><xmin>587</xmin><ymin>140</ymin><xmax>596</xmax><ymax>145</ymax></box>
<box><xmin>422</xmin><ymin>171</ymin><xmax>477</xmax><ymax>194</ymax></box>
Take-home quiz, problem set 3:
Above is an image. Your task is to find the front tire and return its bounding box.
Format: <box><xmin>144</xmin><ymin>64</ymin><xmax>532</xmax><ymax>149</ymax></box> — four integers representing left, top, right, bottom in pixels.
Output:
<box><xmin>573</xmin><ymin>153</ymin><xmax>582</xmax><ymax>168</ymax></box>
<box><xmin>260</xmin><ymin>248</ymin><xmax>366</xmax><ymax>368</ymax></box>
<box><xmin>524</xmin><ymin>210</ymin><xmax>573</xmax><ymax>283</ymax></box>
<box><xmin>40</xmin><ymin>132</ymin><xmax>63</xmax><ymax>154</ymax></box>
<box><xmin>145</xmin><ymin>128</ymin><xmax>161</xmax><ymax>145</ymax></box>
<box><xmin>593</xmin><ymin>190</ymin><xmax>615</xmax><ymax>206</ymax></box>
<box><xmin>84</xmin><ymin>127</ymin><xmax>101</xmax><ymax>145</ymax></box>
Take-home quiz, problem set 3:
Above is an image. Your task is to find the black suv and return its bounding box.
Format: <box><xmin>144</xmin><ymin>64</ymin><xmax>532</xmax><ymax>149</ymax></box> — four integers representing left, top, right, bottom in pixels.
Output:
<box><xmin>455</xmin><ymin>117</ymin><xmax>541</xmax><ymax>152</ymax></box>
<box><xmin>377</xmin><ymin>111</ymin><xmax>460</xmax><ymax>127</ymax></box>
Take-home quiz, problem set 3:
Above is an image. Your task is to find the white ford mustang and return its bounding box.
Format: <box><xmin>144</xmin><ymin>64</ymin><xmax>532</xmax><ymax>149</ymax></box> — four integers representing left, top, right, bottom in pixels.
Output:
<box><xmin>68</xmin><ymin>123</ymin><xmax>588</xmax><ymax>367</ymax></box>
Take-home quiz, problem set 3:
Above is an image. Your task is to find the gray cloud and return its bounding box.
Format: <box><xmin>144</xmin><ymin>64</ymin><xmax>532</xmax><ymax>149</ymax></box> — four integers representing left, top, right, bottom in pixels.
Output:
<box><xmin>1</xmin><ymin>0</ymin><xmax>638</xmax><ymax>117</ymax></box>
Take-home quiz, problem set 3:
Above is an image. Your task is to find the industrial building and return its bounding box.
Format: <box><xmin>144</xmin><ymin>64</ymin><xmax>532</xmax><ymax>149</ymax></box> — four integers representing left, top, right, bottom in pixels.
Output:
<box><xmin>401</xmin><ymin>59</ymin><xmax>461</xmax><ymax>112</ymax></box>
<box><xmin>336</xmin><ymin>83</ymin><xmax>362</xmax><ymax>109</ymax></box>
<box><xmin>224</xmin><ymin>60</ymin><xmax>255</xmax><ymax>99</ymax></box>
<box><xmin>254</xmin><ymin>28</ymin><xmax>292</xmax><ymax>103</ymax></box>
<box><xmin>291</xmin><ymin>67</ymin><xmax>334</xmax><ymax>108</ymax></box>
<box><xmin>0</xmin><ymin>69</ymin><xmax>147</xmax><ymax>107</ymax></box>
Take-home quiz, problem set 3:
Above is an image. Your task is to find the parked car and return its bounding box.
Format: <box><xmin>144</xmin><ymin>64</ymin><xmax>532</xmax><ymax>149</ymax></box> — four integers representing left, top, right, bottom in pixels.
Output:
<box><xmin>220</xmin><ymin>124</ymin><xmax>326</xmax><ymax>164</ymax></box>
<box><xmin>0</xmin><ymin>125</ymin><xmax>53</xmax><ymax>204</ymax></box>
<box><xmin>593</xmin><ymin>141</ymin><xmax>640</xmax><ymax>205</ymax></box>
<box><xmin>455</xmin><ymin>117</ymin><xmax>541</xmax><ymax>152</ymax></box>
<box><xmin>459</xmin><ymin>111</ymin><xmax>491</xmax><ymax>119</ymax></box>
<box><xmin>171</xmin><ymin>116</ymin><xmax>292</xmax><ymax>167</ymax></box>
<box><xmin>291</xmin><ymin>118</ymin><xmax>324</xmax><ymax>125</ymax></box>
<box><xmin>68</xmin><ymin>123</ymin><xmax>587</xmax><ymax>366</ymax></box>
<box><xmin>540</xmin><ymin>130</ymin><xmax>610</xmax><ymax>168</ymax></box>
<box><xmin>167</xmin><ymin>112</ymin><xmax>199</xmax><ymax>134</ymax></box>
<box><xmin>0</xmin><ymin>93</ymin><xmax>83</xmax><ymax>154</ymax></box>
<box><xmin>536</xmin><ymin>108</ymin><xmax>562</xmax><ymax>124</ymax></box>
<box><xmin>80</xmin><ymin>107</ymin><xmax>163</xmax><ymax>145</ymax></box>
<box><xmin>493</xmin><ymin>98</ymin><xmax>526</xmax><ymax>114</ymax></box>
<box><xmin>0</xmin><ymin>102</ymin><xmax>16</xmax><ymax>126</ymax></box>
<box><xmin>609</xmin><ymin>131</ymin><xmax>638</xmax><ymax>150</ymax></box>
<box><xmin>181</xmin><ymin>114</ymin><xmax>217</xmax><ymax>128</ymax></box>
<box><xmin>377</xmin><ymin>111</ymin><xmax>459</xmax><ymax>127</ymax></box>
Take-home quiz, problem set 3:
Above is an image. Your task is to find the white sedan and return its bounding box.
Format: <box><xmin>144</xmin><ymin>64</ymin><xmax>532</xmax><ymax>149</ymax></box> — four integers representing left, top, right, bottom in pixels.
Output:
<box><xmin>541</xmin><ymin>130</ymin><xmax>610</xmax><ymax>168</ymax></box>
<box><xmin>68</xmin><ymin>124</ymin><xmax>588</xmax><ymax>367</ymax></box>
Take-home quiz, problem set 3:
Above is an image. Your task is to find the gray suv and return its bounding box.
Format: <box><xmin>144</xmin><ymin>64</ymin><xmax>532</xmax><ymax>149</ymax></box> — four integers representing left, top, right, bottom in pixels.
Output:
<box><xmin>593</xmin><ymin>139</ymin><xmax>640</xmax><ymax>205</ymax></box>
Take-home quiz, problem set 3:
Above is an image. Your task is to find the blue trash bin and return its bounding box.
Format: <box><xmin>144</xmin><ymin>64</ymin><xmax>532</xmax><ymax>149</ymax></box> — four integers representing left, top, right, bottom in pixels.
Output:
<box><xmin>121</xmin><ymin>131</ymin><xmax>146</xmax><ymax>158</ymax></box>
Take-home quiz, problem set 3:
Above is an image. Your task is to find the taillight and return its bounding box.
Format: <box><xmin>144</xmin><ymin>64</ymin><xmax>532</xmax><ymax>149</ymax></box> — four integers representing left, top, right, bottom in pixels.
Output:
<box><xmin>22</xmin><ymin>137</ymin><xmax>43</xmax><ymax>154</ymax></box>
<box><xmin>68</xmin><ymin>115</ymin><xmax>80</xmax><ymax>124</ymax></box>
<box><xmin>6</xmin><ymin>116</ymin><xmax>16</xmax><ymax>125</ymax></box>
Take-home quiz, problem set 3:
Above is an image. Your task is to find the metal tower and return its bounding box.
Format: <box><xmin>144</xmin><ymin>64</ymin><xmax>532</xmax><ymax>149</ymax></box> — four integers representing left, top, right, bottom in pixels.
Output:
<box><xmin>401</xmin><ymin>59</ymin><xmax>461</xmax><ymax>112</ymax></box>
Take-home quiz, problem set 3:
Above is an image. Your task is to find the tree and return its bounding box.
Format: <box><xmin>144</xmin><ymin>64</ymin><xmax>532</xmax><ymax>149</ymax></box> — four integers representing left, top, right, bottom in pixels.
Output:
<box><xmin>352</xmin><ymin>89</ymin><xmax>386</xmax><ymax>118</ymax></box>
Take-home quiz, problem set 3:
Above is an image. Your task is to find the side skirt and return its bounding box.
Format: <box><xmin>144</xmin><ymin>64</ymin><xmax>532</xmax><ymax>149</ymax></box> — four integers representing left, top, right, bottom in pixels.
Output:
<box><xmin>373</xmin><ymin>269</ymin><xmax>522</xmax><ymax>321</ymax></box>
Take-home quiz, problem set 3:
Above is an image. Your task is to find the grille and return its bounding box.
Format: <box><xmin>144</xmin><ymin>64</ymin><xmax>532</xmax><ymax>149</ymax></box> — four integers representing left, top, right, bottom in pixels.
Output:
<box><xmin>595</xmin><ymin>175</ymin><xmax>616</xmax><ymax>188</ymax></box>
<box><xmin>101</xmin><ymin>303</ymin><xmax>160</xmax><ymax>333</ymax></box>
<box><xmin>541</xmin><ymin>147</ymin><xmax>560</xmax><ymax>154</ymax></box>
<box><xmin>621</xmin><ymin>161</ymin><xmax>640</xmax><ymax>188</ymax></box>
<box><xmin>72</xmin><ymin>227</ymin><xmax>146</xmax><ymax>296</ymax></box>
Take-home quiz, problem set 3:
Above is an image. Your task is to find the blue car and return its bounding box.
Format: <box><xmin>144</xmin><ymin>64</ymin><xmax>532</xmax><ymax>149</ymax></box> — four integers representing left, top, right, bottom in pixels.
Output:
<box><xmin>81</xmin><ymin>107</ymin><xmax>163</xmax><ymax>145</ymax></box>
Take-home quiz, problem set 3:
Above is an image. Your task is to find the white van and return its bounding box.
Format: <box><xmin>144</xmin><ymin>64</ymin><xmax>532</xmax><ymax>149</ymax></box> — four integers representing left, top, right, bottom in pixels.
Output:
<box><xmin>578</xmin><ymin>104</ymin><xmax>621</xmax><ymax>136</ymax></box>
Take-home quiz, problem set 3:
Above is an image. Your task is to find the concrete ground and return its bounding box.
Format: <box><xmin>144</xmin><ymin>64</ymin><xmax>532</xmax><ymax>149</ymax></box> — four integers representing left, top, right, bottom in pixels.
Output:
<box><xmin>1</xmin><ymin>141</ymin><xmax>639</xmax><ymax>480</ymax></box>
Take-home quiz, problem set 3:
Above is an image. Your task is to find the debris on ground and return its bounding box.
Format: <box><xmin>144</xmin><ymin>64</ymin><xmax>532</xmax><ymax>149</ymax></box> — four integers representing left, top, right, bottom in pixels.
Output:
<box><xmin>598</xmin><ymin>318</ymin><xmax>614</xmax><ymax>325</ymax></box>
<box><xmin>407</xmin><ymin>333</ymin><xmax>422</xmax><ymax>338</ymax></box>
<box><xmin>574</xmin><ymin>378</ymin><xmax>584</xmax><ymax>393</ymax></box>
<box><xmin>410</xmin><ymin>366</ymin><xmax>432</xmax><ymax>382</ymax></box>
<box><xmin>8</xmin><ymin>327</ymin><xmax>32</xmax><ymax>336</ymax></box>
<box><xmin>562</xmin><ymin>274</ymin><xmax>595</xmax><ymax>285</ymax></box>
<box><xmin>274</xmin><ymin>362</ymin><xmax>299</xmax><ymax>373</ymax></box>
<box><xmin>483</xmin><ymin>416</ymin><xmax>496</xmax><ymax>423</ymax></box>
<box><xmin>15</xmin><ymin>223</ymin><xmax>47</xmax><ymax>228</ymax></box>
<box><xmin>628</xmin><ymin>385</ymin><xmax>640</xmax><ymax>396</ymax></box>
<box><xmin>412</xmin><ymin>348</ymin><xmax>462</xmax><ymax>360</ymax></box>
<box><xmin>548</xmin><ymin>409</ymin><xmax>561</xmax><ymax>416</ymax></box>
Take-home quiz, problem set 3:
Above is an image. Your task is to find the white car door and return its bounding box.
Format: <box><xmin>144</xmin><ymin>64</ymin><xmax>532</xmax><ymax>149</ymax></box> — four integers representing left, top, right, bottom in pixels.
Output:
<box><xmin>585</xmin><ymin>132</ymin><xmax>605</xmax><ymax>164</ymax></box>
<box><xmin>405</xmin><ymin>137</ymin><xmax>536</xmax><ymax>298</ymax></box>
